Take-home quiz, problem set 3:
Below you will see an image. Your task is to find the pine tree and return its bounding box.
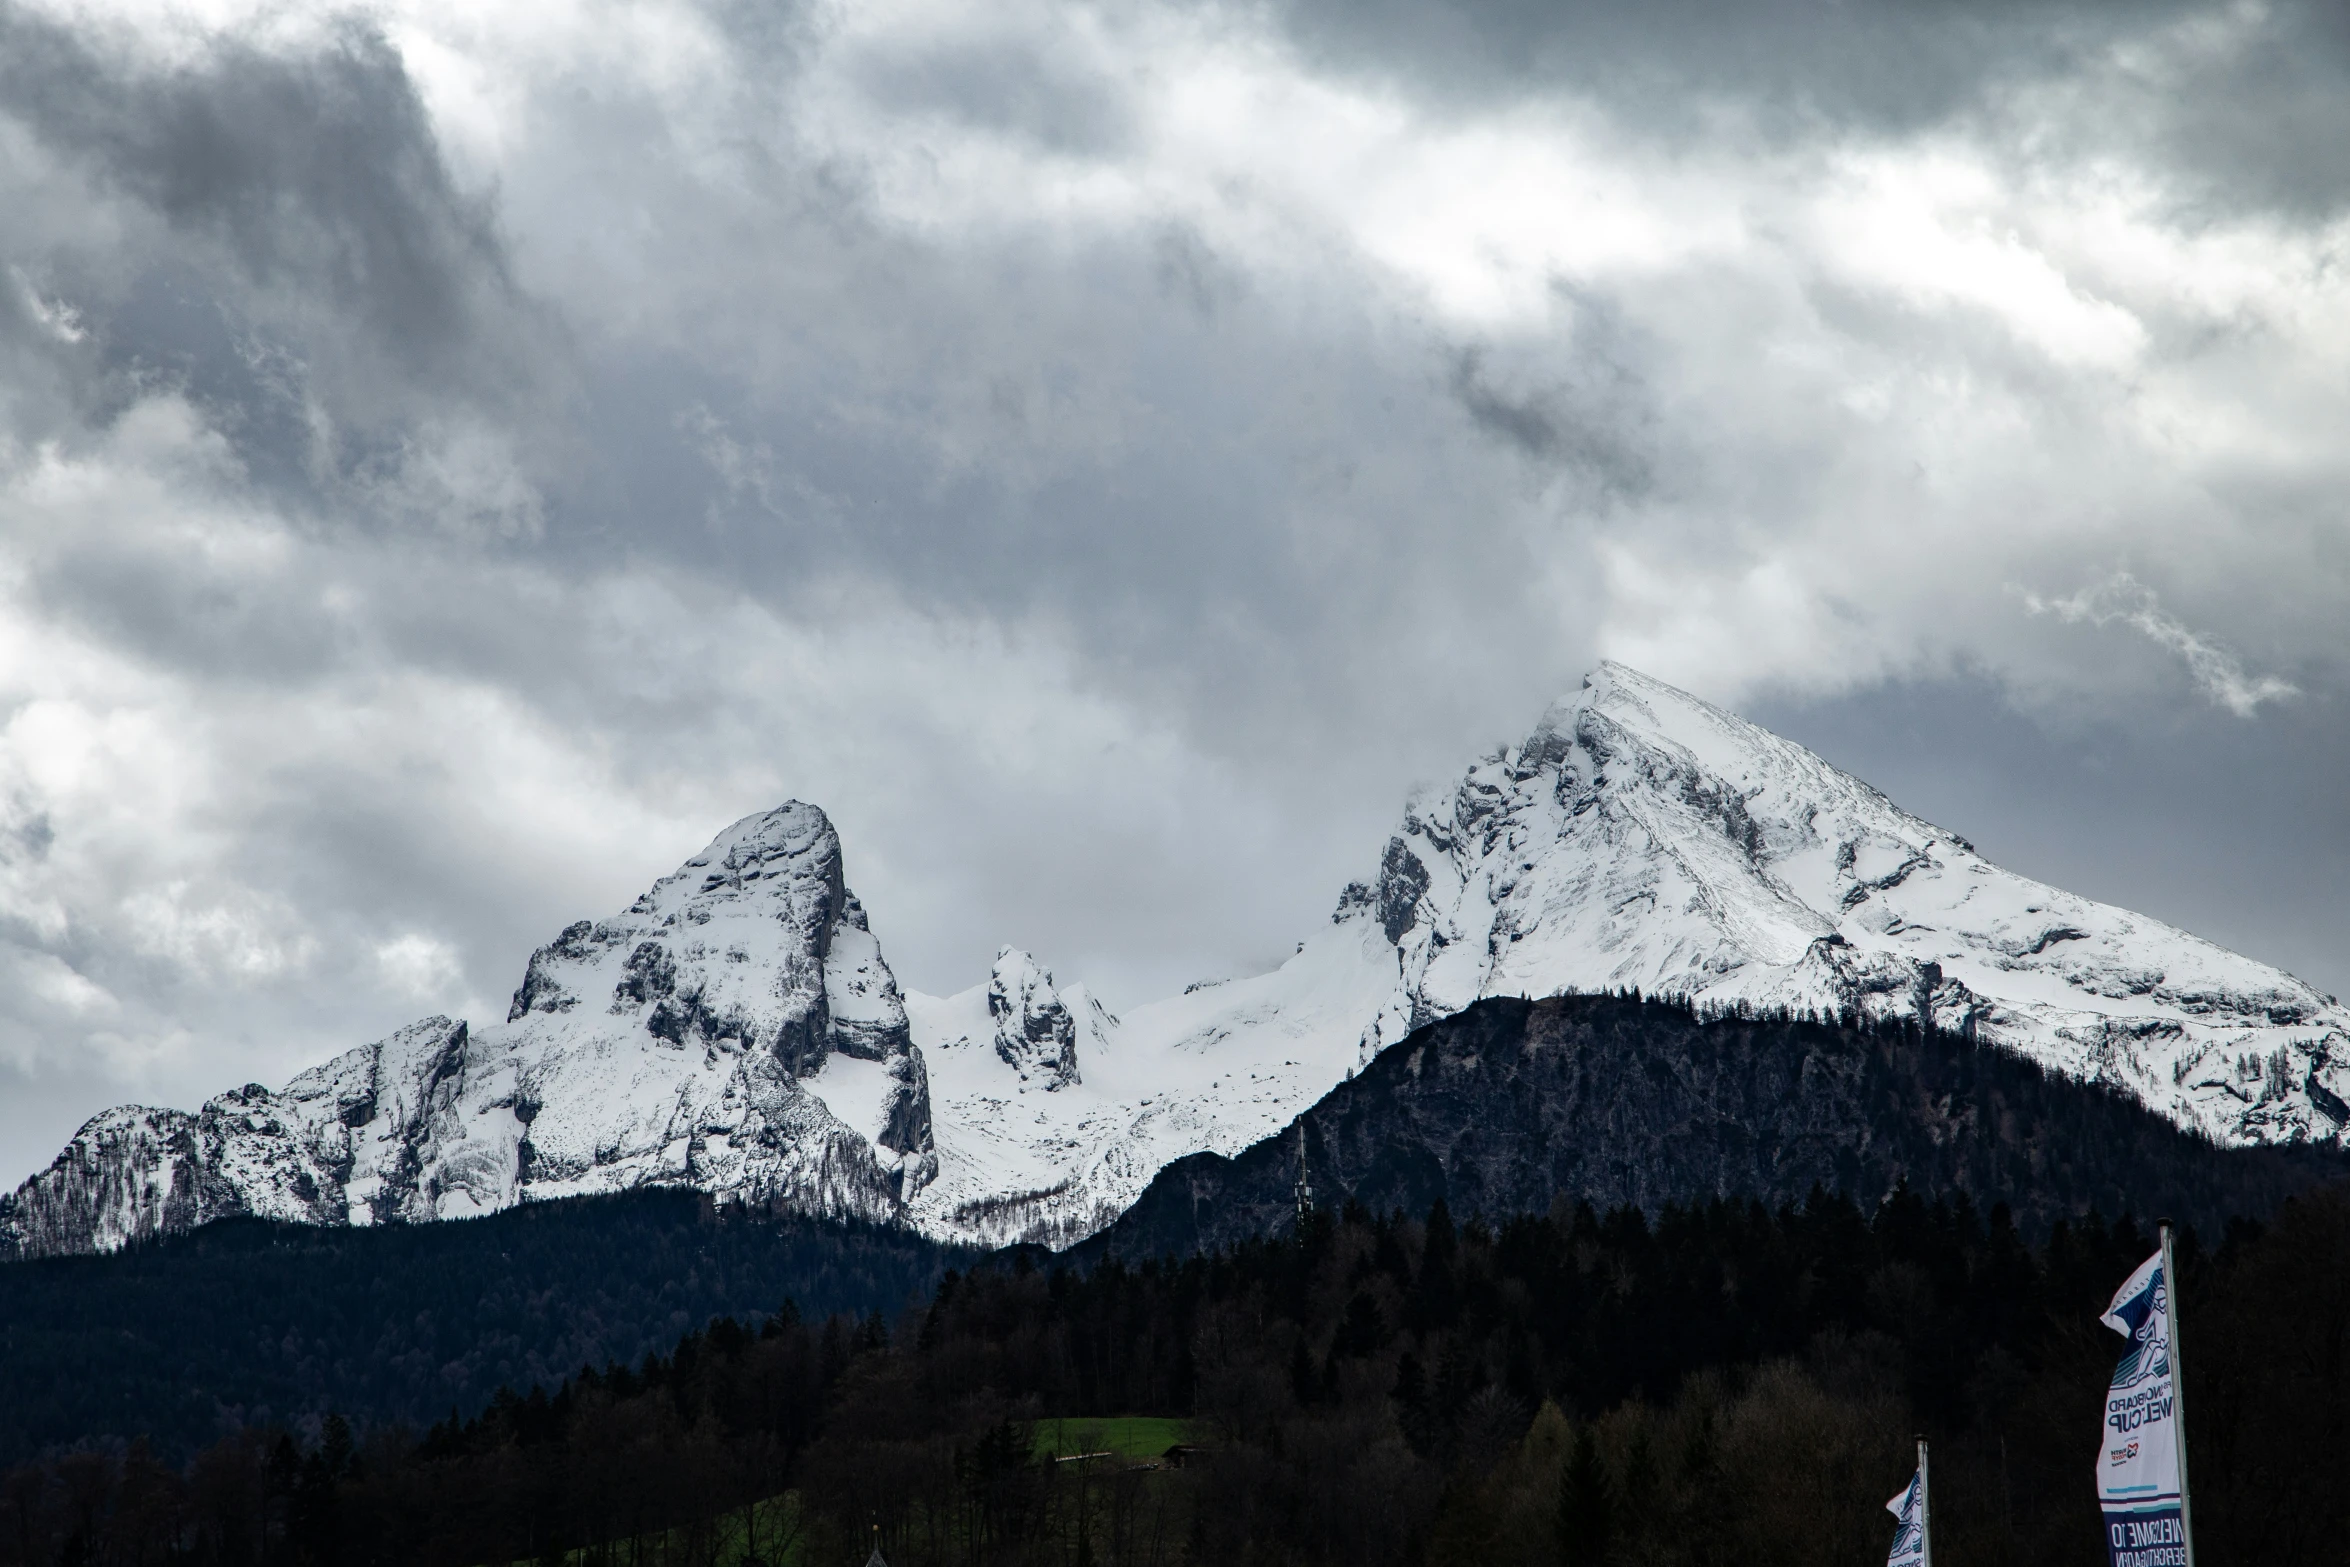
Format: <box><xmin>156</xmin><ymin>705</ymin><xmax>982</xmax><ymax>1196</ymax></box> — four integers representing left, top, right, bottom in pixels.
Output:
<box><xmin>1556</xmin><ymin>1425</ymin><xmax>1613</xmax><ymax>1566</ymax></box>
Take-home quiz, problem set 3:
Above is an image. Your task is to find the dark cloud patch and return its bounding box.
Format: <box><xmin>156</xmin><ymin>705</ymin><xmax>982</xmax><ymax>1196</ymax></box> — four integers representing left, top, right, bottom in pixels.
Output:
<box><xmin>1152</xmin><ymin>224</ymin><xmax>1245</xmax><ymax>321</ymax></box>
<box><xmin>0</xmin><ymin>8</ymin><xmax>517</xmax><ymax>383</ymax></box>
<box><xmin>1248</xmin><ymin>0</ymin><xmax>2350</xmax><ymax>220</ymax></box>
<box><xmin>532</xmin><ymin>245</ymin><xmax>1578</xmax><ymax>774</ymax></box>
<box><xmin>0</xmin><ymin>271</ymin><xmax>84</xmax><ymax>440</ymax></box>
<box><xmin>0</xmin><ymin>3</ymin><xmax>561</xmax><ymax>505</ymax></box>
<box><xmin>94</xmin><ymin>267</ymin><xmax>331</xmax><ymax>495</ymax></box>
<box><xmin>850</xmin><ymin>28</ymin><xmax>1137</xmax><ymax>156</ymax></box>
<box><xmin>2137</xmin><ymin>5</ymin><xmax>2350</xmax><ymax>218</ymax></box>
<box><xmin>1449</xmin><ymin>341</ymin><xmax>1650</xmax><ymax>498</ymax></box>
<box><xmin>8</xmin><ymin>813</ymin><xmax>53</xmax><ymax>862</ymax></box>
<box><xmin>1247</xmin><ymin>0</ymin><xmax>2172</xmax><ymax>132</ymax></box>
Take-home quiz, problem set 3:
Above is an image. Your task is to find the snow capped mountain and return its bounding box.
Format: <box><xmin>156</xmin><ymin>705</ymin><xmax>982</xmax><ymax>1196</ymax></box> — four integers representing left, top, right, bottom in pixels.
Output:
<box><xmin>1357</xmin><ymin>663</ymin><xmax>2349</xmax><ymax>1151</ymax></box>
<box><xmin>3</xmin><ymin>805</ymin><xmax>936</xmax><ymax>1257</ymax></box>
<box><xmin>479</xmin><ymin>801</ymin><xmax>937</xmax><ymax>1216</ymax></box>
<box><xmin>7</xmin><ymin>665</ymin><xmax>2344</xmax><ymax>1260</ymax></box>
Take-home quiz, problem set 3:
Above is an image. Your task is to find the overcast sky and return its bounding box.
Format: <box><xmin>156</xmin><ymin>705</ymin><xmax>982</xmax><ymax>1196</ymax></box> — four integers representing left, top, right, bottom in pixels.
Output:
<box><xmin>4</xmin><ymin>0</ymin><xmax>2346</xmax><ymax>1188</ymax></box>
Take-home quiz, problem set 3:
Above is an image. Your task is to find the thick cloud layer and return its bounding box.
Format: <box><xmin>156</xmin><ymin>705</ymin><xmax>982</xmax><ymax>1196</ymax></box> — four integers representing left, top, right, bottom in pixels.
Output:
<box><xmin>2</xmin><ymin>0</ymin><xmax>2344</xmax><ymax>1185</ymax></box>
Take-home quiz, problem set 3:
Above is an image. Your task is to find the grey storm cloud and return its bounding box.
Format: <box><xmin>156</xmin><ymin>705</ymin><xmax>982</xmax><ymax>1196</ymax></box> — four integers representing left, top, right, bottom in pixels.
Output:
<box><xmin>848</xmin><ymin>23</ymin><xmax>1140</xmax><ymax>156</ymax></box>
<box><xmin>0</xmin><ymin>1</ymin><xmax>559</xmax><ymax>514</ymax></box>
<box><xmin>0</xmin><ymin>0</ymin><xmax>2345</xmax><ymax>1186</ymax></box>
<box><xmin>1447</xmin><ymin>332</ymin><xmax>1652</xmax><ymax>499</ymax></box>
<box><xmin>1258</xmin><ymin>0</ymin><xmax>2350</xmax><ymax>193</ymax></box>
<box><xmin>1255</xmin><ymin>0</ymin><xmax>2154</xmax><ymax>120</ymax></box>
<box><xmin>0</xmin><ymin>17</ymin><xmax>495</xmax><ymax>354</ymax></box>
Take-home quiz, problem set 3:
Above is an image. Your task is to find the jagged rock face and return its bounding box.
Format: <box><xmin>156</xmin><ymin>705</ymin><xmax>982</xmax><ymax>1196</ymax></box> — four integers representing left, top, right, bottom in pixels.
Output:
<box><xmin>987</xmin><ymin>947</ymin><xmax>1080</xmax><ymax>1088</ymax></box>
<box><xmin>507</xmin><ymin>803</ymin><xmax>912</xmax><ymax>1072</ymax></box>
<box><xmin>0</xmin><ymin>1017</ymin><xmax>470</xmax><ymax>1258</ymax></box>
<box><xmin>897</xmin><ymin>948</ymin><xmax>1121</xmax><ymax>1247</ymax></box>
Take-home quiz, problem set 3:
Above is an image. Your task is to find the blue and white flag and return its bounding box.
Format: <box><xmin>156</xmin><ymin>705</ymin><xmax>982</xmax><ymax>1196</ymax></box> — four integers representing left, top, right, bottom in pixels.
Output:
<box><xmin>1884</xmin><ymin>1467</ymin><xmax>1925</xmax><ymax>1567</ymax></box>
<box><xmin>2096</xmin><ymin>1250</ymin><xmax>2188</xmax><ymax>1567</ymax></box>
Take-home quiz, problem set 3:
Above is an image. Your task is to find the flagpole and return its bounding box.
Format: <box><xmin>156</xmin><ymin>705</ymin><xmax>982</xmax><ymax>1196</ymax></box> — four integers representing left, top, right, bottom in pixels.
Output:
<box><xmin>2159</xmin><ymin>1219</ymin><xmax>2197</xmax><ymax>1567</ymax></box>
<box><xmin>1917</xmin><ymin>1435</ymin><xmax>1933</xmax><ymax>1567</ymax></box>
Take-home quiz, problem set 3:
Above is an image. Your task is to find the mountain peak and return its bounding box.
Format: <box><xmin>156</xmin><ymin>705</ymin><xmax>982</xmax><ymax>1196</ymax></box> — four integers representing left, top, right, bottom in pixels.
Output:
<box><xmin>1354</xmin><ymin>662</ymin><xmax>2347</xmax><ymax>1148</ymax></box>
<box><xmin>987</xmin><ymin>947</ymin><xmax>1081</xmax><ymax>1089</ymax></box>
<box><xmin>1572</xmin><ymin>657</ymin><xmax>1714</xmax><ymax>716</ymax></box>
<box><xmin>627</xmin><ymin>800</ymin><xmax>845</xmax><ymax>923</ymax></box>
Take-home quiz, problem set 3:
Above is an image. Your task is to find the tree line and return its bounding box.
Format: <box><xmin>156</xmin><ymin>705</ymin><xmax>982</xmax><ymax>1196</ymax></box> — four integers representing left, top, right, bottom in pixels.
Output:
<box><xmin>4</xmin><ymin>1181</ymin><xmax>2347</xmax><ymax>1566</ymax></box>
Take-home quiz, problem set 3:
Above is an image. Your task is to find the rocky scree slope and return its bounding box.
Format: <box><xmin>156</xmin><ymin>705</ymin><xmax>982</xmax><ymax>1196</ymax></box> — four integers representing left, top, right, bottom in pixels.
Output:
<box><xmin>7</xmin><ymin>664</ymin><xmax>2345</xmax><ymax>1259</ymax></box>
<box><xmin>1082</xmin><ymin>994</ymin><xmax>2348</xmax><ymax>1260</ymax></box>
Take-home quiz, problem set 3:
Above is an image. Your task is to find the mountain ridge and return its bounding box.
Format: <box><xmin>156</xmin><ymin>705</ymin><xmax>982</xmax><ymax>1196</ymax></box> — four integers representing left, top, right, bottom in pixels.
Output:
<box><xmin>8</xmin><ymin>664</ymin><xmax>2344</xmax><ymax>1259</ymax></box>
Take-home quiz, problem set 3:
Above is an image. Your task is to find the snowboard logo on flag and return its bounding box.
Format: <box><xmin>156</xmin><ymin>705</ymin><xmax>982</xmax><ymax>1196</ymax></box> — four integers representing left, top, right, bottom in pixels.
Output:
<box><xmin>2106</xmin><ymin>1271</ymin><xmax>2172</xmax><ymax>1392</ymax></box>
<box><xmin>2096</xmin><ymin>1250</ymin><xmax>2187</xmax><ymax>1567</ymax></box>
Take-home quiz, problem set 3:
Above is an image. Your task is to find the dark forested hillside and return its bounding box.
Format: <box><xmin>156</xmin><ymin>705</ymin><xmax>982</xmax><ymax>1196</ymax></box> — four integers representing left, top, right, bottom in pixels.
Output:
<box><xmin>0</xmin><ymin>1190</ymin><xmax>965</xmax><ymax>1465</ymax></box>
<box><xmin>1087</xmin><ymin>994</ymin><xmax>2348</xmax><ymax>1260</ymax></box>
<box><xmin>8</xmin><ymin>1185</ymin><xmax>2349</xmax><ymax>1566</ymax></box>
<box><xmin>9</xmin><ymin>994</ymin><xmax>2343</xmax><ymax>1474</ymax></box>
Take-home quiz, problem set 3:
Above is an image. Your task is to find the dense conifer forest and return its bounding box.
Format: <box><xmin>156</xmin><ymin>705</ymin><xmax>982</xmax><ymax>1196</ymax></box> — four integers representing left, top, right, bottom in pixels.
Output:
<box><xmin>1087</xmin><ymin>994</ymin><xmax>2350</xmax><ymax>1260</ymax></box>
<box><xmin>0</xmin><ymin>1192</ymin><xmax>967</xmax><ymax>1467</ymax></box>
<box><xmin>6</xmin><ymin>1183</ymin><xmax>2347</xmax><ymax>1567</ymax></box>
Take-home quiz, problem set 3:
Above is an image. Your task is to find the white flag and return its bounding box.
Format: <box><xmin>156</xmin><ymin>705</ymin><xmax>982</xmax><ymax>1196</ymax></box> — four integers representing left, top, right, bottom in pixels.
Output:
<box><xmin>2096</xmin><ymin>1249</ymin><xmax>2188</xmax><ymax>1567</ymax></box>
<box><xmin>1884</xmin><ymin>1468</ymin><xmax>1925</xmax><ymax>1567</ymax></box>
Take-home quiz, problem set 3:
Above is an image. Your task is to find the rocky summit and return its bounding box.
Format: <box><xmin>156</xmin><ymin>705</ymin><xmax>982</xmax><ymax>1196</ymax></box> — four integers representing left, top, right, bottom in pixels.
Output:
<box><xmin>8</xmin><ymin>665</ymin><xmax>2345</xmax><ymax>1260</ymax></box>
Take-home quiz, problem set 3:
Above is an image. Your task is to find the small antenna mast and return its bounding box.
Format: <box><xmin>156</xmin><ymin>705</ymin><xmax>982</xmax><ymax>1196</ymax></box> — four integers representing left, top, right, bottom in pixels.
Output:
<box><xmin>1294</xmin><ymin>1123</ymin><xmax>1314</xmax><ymax>1227</ymax></box>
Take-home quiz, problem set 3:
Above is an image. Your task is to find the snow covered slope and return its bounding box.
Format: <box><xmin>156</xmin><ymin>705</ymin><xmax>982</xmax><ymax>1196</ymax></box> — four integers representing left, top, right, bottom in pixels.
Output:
<box><xmin>8</xmin><ymin>666</ymin><xmax>2345</xmax><ymax>1259</ymax></box>
<box><xmin>900</xmin><ymin>937</ymin><xmax>1401</xmax><ymax>1246</ymax></box>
